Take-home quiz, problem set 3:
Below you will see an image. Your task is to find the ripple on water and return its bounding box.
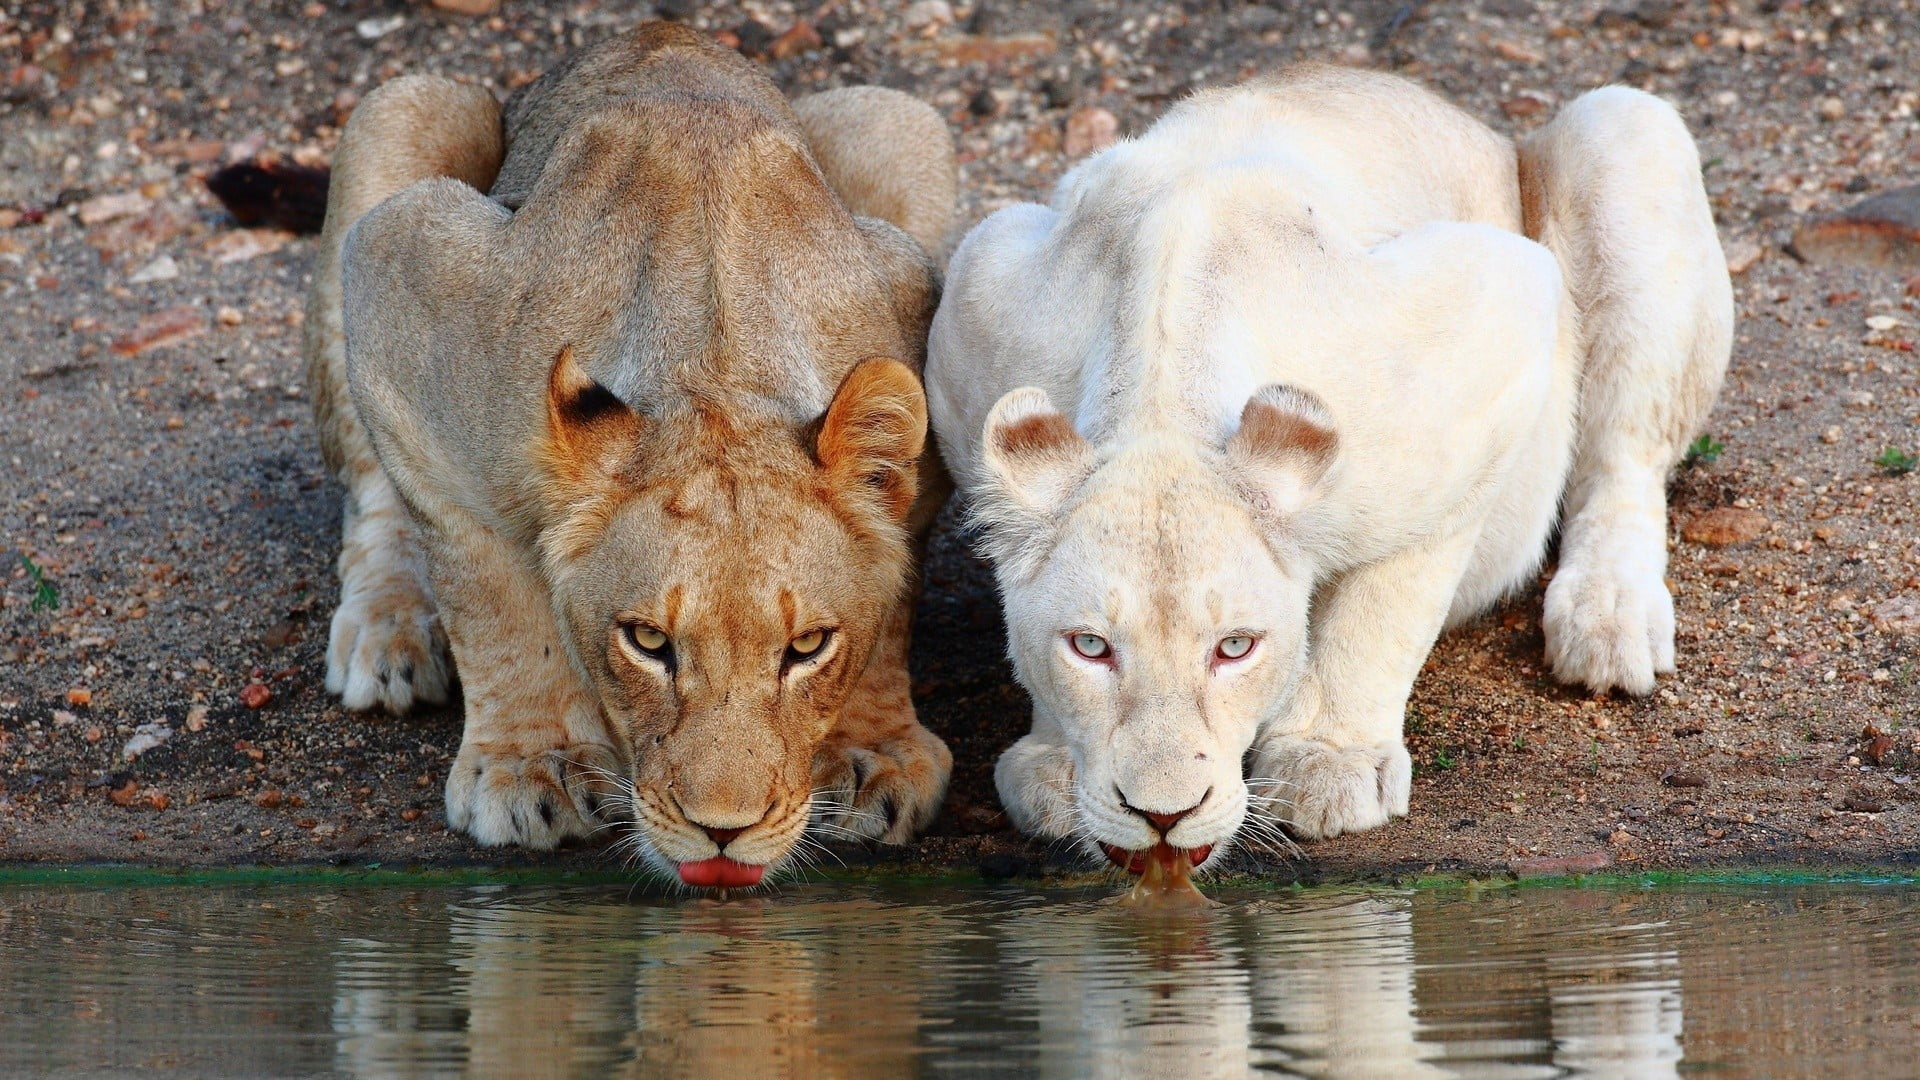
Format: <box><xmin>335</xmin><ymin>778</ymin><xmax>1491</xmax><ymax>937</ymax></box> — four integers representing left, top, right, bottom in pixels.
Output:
<box><xmin>0</xmin><ymin>881</ymin><xmax>1916</xmax><ymax>1077</ymax></box>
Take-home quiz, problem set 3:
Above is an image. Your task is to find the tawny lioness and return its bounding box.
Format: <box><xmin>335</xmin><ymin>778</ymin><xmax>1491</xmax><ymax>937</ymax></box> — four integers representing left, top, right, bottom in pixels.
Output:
<box><xmin>305</xmin><ymin>23</ymin><xmax>956</xmax><ymax>886</ymax></box>
<box><xmin>927</xmin><ymin>67</ymin><xmax>1731</xmax><ymax>872</ymax></box>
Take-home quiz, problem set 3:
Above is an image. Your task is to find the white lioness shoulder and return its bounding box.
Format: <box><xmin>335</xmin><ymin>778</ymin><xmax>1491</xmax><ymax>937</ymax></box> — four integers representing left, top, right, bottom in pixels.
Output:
<box><xmin>926</xmin><ymin>66</ymin><xmax>1732</xmax><ymax>870</ymax></box>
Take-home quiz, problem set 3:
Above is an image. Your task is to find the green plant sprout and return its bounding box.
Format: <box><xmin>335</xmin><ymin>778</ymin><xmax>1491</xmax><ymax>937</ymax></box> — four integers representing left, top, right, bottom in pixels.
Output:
<box><xmin>1683</xmin><ymin>433</ymin><xmax>1724</xmax><ymax>468</ymax></box>
<box><xmin>19</xmin><ymin>554</ymin><xmax>58</xmax><ymax>612</ymax></box>
<box><xmin>1872</xmin><ymin>446</ymin><xmax>1916</xmax><ymax>475</ymax></box>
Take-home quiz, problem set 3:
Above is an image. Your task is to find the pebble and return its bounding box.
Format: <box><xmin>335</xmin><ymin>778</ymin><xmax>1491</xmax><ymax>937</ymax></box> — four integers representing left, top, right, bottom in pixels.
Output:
<box><xmin>429</xmin><ymin>0</ymin><xmax>499</xmax><ymax>15</ymax></box>
<box><xmin>1817</xmin><ymin>96</ymin><xmax>1846</xmax><ymax>121</ymax></box>
<box><xmin>185</xmin><ymin>705</ymin><xmax>209</xmax><ymax>733</ymax></box>
<box><xmin>1791</xmin><ymin>183</ymin><xmax>1920</xmax><ymax>273</ymax></box>
<box><xmin>111</xmin><ymin>305</ymin><xmax>206</xmax><ymax>356</ymax></box>
<box><xmin>240</xmin><ymin>683</ymin><xmax>273</xmax><ymax>709</ymax></box>
<box><xmin>1872</xmin><ymin>596</ymin><xmax>1920</xmax><ymax>635</ymax></box>
<box><xmin>1681</xmin><ymin>507</ymin><xmax>1769</xmax><ymax>547</ymax></box>
<box><xmin>127</xmin><ymin>254</ymin><xmax>179</xmax><ymax>284</ymax></box>
<box><xmin>206</xmin><ymin>228</ymin><xmax>291</xmax><ymax>264</ymax></box>
<box><xmin>902</xmin><ymin>0</ymin><xmax>955</xmax><ymax>31</ymax></box>
<box><xmin>1723</xmin><ymin>238</ymin><xmax>1763</xmax><ymax>275</ymax></box>
<box><xmin>1063</xmin><ymin>106</ymin><xmax>1119</xmax><ymax>157</ymax></box>
<box><xmin>74</xmin><ymin>191</ymin><xmax>150</xmax><ymax>226</ymax></box>
<box><xmin>121</xmin><ymin>722</ymin><xmax>172</xmax><ymax>762</ymax></box>
<box><xmin>65</xmin><ymin>688</ymin><xmax>92</xmax><ymax>707</ymax></box>
<box><xmin>355</xmin><ymin>15</ymin><xmax>404</xmax><ymax>40</ymax></box>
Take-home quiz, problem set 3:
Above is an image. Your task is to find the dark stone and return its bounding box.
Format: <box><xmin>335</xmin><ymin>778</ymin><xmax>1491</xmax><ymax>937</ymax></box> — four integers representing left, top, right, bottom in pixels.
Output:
<box><xmin>1791</xmin><ymin>183</ymin><xmax>1920</xmax><ymax>273</ymax></box>
<box><xmin>734</xmin><ymin>19</ymin><xmax>775</xmax><ymax>58</ymax></box>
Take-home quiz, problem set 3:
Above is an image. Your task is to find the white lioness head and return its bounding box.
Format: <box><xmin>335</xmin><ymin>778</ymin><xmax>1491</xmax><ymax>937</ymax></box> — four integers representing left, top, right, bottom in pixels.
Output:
<box><xmin>972</xmin><ymin>384</ymin><xmax>1339</xmax><ymax>871</ymax></box>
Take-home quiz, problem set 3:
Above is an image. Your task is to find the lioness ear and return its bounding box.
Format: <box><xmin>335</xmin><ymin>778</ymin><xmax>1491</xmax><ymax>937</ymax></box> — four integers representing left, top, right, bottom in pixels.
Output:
<box><xmin>978</xmin><ymin>387</ymin><xmax>1093</xmax><ymax>517</ymax></box>
<box><xmin>538</xmin><ymin>346</ymin><xmax>643</xmax><ymax>507</ymax></box>
<box><xmin>816</xmin><ymin>358</ymin><xmax>928</xmax><ymax>523</ymax></box>
<box><xmin>1226</xmin><ymin>384</ymin><xmax>1338</xmax><ymax>517</ymax></box>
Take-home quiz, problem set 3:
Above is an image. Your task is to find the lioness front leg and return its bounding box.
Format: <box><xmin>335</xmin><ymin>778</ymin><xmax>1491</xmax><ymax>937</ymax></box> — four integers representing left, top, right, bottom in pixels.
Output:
<box><xmin>1251</xmin><ymin>531</ymin><xmax>1480</xmax><ymax>840</ymax></box>
<box><xmin>306</xmin><ymin>75</ymin><xmax>503</xmax><ymax>713</ymax></box>
<box><xmin>812</xmin><ymin>597</ymin><xmax>952</xmax><ymax>843</ymax></box>
<box><xmin>430</xmin><ymin>528</ymin><xmax>621</xmax><ymax>850</ymax></box>
<box><xmin>1519</xmin><ymin>88</ymin><xmax>1733</xmax><ymax>695</ymax></box>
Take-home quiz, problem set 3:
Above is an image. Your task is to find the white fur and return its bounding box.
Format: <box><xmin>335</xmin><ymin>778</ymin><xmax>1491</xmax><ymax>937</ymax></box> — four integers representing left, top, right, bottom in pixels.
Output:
<box><xmin>927</xmin><ymin>69</ymin><xmax>1731</xmax><ymax>851</ymax></box>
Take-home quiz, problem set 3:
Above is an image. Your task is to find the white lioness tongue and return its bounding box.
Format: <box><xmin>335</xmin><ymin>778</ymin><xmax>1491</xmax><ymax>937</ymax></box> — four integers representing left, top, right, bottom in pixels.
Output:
<box><xmin>1115</xmin><ymin>843</ymin><xmax>1216</xmax><ymax>910</ymax></box>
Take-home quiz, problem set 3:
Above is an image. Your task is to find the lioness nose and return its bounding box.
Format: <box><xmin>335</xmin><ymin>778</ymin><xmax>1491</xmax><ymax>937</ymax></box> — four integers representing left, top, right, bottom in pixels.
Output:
<box><xmin>1121</xmin><ymin>790</ymin><xmax>1208</xmax><ymax>837</ymax></box>
<box><xmin>700</xmin><ymin>825</ymin><xmax>746</xmax><ymax>849</ymax></box>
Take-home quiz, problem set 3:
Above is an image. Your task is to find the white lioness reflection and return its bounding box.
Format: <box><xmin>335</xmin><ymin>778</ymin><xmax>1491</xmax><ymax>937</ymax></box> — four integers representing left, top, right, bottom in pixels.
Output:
<box><xmin>329</xmin><ymin>890</ymin><xmax>1683</xmax><ymax>1078</ymax></box>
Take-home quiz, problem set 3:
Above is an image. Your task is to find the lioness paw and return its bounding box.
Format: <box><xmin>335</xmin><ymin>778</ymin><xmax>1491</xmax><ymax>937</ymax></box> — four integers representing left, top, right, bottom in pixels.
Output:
<box><xmin>1252</xmin><ymin>736</ymin><xmax>1411</xmax><ymax>841</ymax></box>
<box><xmin>445</xmin><ymin>740</ymin><xmax>615</xmax><ymax>850</ymax></box>
<box><xmin>991</xmin><ymin>734</ymin><xmax>1080</xmax><ymax>841</ymax></box>
<box><xmin>812</xmin><ymin>725</ymin><xmax>951</xmax><ymax>844</ymax></box>
<box><xmin>1543</xmin><ymin>558</ymin><xmax>1675</xmax><ymax>697</ymax></box>
<box><xmin>325</xmin><ymin>579</ymin><xmax>452</xmax><ymax>715</ymax></box>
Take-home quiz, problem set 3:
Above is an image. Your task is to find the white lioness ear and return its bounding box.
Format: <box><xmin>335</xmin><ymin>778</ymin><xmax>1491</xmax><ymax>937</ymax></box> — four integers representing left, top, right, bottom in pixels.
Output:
<box><xmin>816</xmin><ymin>358</ymin><xmax>928</xmax><ymax>524</ymax></box>
<box><xmin>1226</xmin><ymin>384</ymin><xmax>1338</xmax><ymax>518</ymax></box>
<box><xmin>536</xmin><ymin>345</ymin><xmax>645</xmax><ymax>513</ymax></box>
<box><xmin>973</xmin><ymin>388</ymin><xmax>1094</xmax><ymax>573</ymax></box>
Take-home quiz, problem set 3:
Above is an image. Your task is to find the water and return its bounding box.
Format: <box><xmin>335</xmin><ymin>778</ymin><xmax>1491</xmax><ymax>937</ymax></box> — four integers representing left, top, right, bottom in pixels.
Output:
<box><xmin>1</xmin><ymin>879</ymin><xmax>1915</xmax><ymax>1078</ymax></box>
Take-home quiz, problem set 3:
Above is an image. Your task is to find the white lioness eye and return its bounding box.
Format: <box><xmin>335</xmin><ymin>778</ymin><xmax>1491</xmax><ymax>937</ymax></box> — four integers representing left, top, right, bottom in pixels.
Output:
<box><xmin>625</xmin><ymin>624</ymin><xmax>669</xmax><ymax>655</ymax></box>
<box><xmin>1069</xmin><ymin>633</ymin><xmax>1112</xmax><ymax>660</ymax></box>
<box><xmin>789</xmin><ymin>629</ymin><xmax>827</xmax><ymax>658</ymax></box>
<box><xmin>1217</xmin><ymin>635</ymin><xmax>1255</xmax><ymax>661</ymax></box>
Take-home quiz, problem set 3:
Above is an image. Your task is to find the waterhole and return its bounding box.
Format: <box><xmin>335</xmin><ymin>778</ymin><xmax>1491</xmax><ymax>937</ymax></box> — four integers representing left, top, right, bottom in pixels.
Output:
<box><xmin>1</xmin><ymin>879</ymin><xmax>1913</xmax><ymax>1076</ymax></box>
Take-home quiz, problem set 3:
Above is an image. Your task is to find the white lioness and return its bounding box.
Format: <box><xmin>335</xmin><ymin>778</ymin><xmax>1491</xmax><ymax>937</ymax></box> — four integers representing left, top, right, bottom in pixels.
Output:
<box><xmin>927</xmin><ymin>67</ymin><xmax>1731</xmax><ymax>869</ymax></box>
<box><xmin>306</xmin><ymin>24</ymin><xmax>956</xmax><ymax>883</ymax></box>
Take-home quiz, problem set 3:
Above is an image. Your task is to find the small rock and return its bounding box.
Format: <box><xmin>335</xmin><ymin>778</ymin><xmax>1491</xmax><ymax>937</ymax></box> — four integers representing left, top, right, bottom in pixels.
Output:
<box><xmin>1063</xmin><ymin>106</ymin><xmax>1118</xmax><ymax>157</ymax></box>
<box><xmin>108</xmin><ymin>780</ymin><xmax>141</xmax><ymax>807</ymax></box>
<box><xmin>216</xmin><ymin>306</ymin><xmax>243</xmax><ymax>327</ymax></box>
<box><xmin>255</xmin><ymin>788</ymin><xmax>285</xmax><ymax>810</ymax></box>
<box><xmin>1791</xmin><ymin>183</ymin><xmax>1920</xmax><ymax>273</ymax></box>
<box><xmin>0</xmin><ymin>208</ymin><xmax>21</xmax><ymax>229</ymax></box>
<box><xmin>205</xmin><ymin>228</ymin><xmax>291</xmax><ymax>264</ymax></box>
<box><xmin>734</xmin><ymin>19</ymin><xmax>776</xmax><ymax>57</ymax></box>
<box><xmin>122</xmin><ymin>722</ymin><xmax>172</xmax><ymax>761</ymax></box>
<box><xmin>1817</xmin><ymin>96</ymin><xmax>1846</xmax><ymax>121</ymax></box>
<box><xmin>429</xmin><ymin>0</ymin><xmax>498</xmax><ymax>14</ymax></box>
<box><xmin>1865</xmin><ymin>314</ymin><xmax>1901</xmax><ymax>332</ymax></box>
<box><xmin>1724</xmin><ymin>238</ymin><xmax>1763</xmax><ymax>276</ymax></box>
<box><xmin>1661</xmin><ymin>771</ymin><xmax>1709</xmax><ymax>788</ymax></box>
<box><xmin>355</xmin><ymin>14</ymin><xmax>404</xmax><ymax>39</ymax></box>
<box><xmin>1871</xmin><ymin>595</ymin><xmax>1920</xmax><ymax>635</ymax></box>
<box><xmin>111</xmin><ymin>305</ymin><xmax>207</xmax><ymax>356</ymax></box>
<box><xmin>240</xmin><ymin>683</ymin><xmax>273</xmax><ymax>709</ymax></box>
<box><xmin>52</xmin><ymin>709</ymin><xmax>79</xmax><ymax>726</ymax></box>
<box><xmin>1839</xmin><ymin>792</ymin><xmax>1885</xmax><ymax>813</ymax></box>
<box><xmin>65</xmin><ymin>688</ymin><xmax>92</xmax><ymax>707</ymax></box>
<box><xmin>906</xmin><ymin>32</ymin><xmax>1055</xmax><ymax>65</ymax></box>
<box><xmin>968</xmin><ymin>87</ymin><xmax>1000</xmax><ymax>117</ymax></box>
<box><xmin>902</xmin><ymin>0</ymin><xmax>955</xmax><ymax>31</ymax></box>
<box><xmin>1681</xmin><ymin>507</ymin><xmax>1768</xmax><ymax>547</ymax></box>
<box><xmin>185</xmin><ymin>705</ymin><xmax>209</xmax><ymax>732</ymax></box>
<box><xmin>1491</xmin><ymin>40</ymin><xmax>1544</xmax><ymax>64</ymax></box>
<box><xmin>127</xmin><ymin>254</ymin><xmax>179</xmax><ymax>284</ymax></box>
<box><xmin>74</xmin><ymin>191</ymin><xmax>150</xmax><ymax>226</ymax></box>
<box><xmin>1500</xmin><ymin>94</ymin><xmax>1550</xmax><ymax>118</ymax></box>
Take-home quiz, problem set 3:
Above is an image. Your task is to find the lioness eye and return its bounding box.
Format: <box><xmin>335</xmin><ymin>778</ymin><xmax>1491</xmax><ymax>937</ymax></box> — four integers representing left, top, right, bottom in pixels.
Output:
<box><xmin>624</xmin><ymin>624</ymin><xmax>670</xmax><ymax>658</ymax></box>
<box><xmin>1069</xmin><ymin>633</ymin><xmax>1111</xmax><ymax>660</ymax></box>
<box><xmin>790</xmin><ymin>629</ymin><xmax>827</xmax><ymax>657</ymax></box>
<box><xmin>1216</xmin><ymin>635</ymin><xmax>1255</xmax><ymax>661</ymax></box>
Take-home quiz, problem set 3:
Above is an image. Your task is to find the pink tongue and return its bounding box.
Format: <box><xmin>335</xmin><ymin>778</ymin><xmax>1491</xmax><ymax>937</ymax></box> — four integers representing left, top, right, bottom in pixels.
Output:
<box><xmin>678</xmin><ymin>857</ymin><xmax>766</xmax><ymax>889</ymax></box>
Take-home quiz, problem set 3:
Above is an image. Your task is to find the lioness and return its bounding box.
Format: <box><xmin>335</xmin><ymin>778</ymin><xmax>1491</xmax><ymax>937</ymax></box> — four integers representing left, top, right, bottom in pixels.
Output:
<box><xmin>927</xmin><ymin>68</ymin><xmax>1731</xmax><ymax>870</ymax></box>
<box><xmin>305</xmin><ymin>23</ymin><xmax>957</xmax><ymax>885</ymax></box>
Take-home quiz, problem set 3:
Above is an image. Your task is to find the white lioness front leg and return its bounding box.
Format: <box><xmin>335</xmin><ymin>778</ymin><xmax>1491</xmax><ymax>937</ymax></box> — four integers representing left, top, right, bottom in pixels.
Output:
<box><xmin>1521</xmin><ymin>88</ymin><xmax>1733</xmax><ymax>696</ymax></box>
<box><xmin>1252</xmin><ymin>529</ymin><xmax>1480</xmax><ymax>840</ymax></box>
<box><xmin>431</xmin><ymin>527</ymin><xmax>621</xmax><ymax>850</ymax></box>
<box><xmin>992</xmin><ymin>704</ymin><xmax>1080</xmax><ymax>842</ymax></box>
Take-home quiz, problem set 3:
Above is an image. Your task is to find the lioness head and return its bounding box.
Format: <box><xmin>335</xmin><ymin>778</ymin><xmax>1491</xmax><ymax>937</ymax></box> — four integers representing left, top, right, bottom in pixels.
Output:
<box><xmin>973</xmin><ymin>384</ymin><xmax>1339</xmax><ymax>873</ymax></box>
<box><xmin>537</xmin><ymin>348</ymin><xmax>927</xmax><ymax>888</ymax></box>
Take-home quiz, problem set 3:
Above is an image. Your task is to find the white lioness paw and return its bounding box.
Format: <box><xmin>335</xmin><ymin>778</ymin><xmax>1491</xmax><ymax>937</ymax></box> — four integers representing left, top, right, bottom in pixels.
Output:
<box><xmin>1543</xmin><ymin>556</ymin><xmax>1676</xmax><ymax>697</ymax></box>
<box><xmin>324</xmin><ymin>580</ymin><xmax>452</xmax><ymax>716</ymax></box>
<box><xmin>991</xmin><ymin>733</ymin><xmax>1080</xmax><ymax>842</ymax></box>
<box><xmin>1252</xmin><ymin>736</ymin><xmax>1412</xmax><ymax>841</ymax></box>
<box><xmin>445</xmin><ymin>740</ymin><xmax>615</xmax><ymax>850</ymax></box>
<box><xmin>812</xmin><ymin>725</ymin><xmax>952</xmax><ymax>844</ymax></box>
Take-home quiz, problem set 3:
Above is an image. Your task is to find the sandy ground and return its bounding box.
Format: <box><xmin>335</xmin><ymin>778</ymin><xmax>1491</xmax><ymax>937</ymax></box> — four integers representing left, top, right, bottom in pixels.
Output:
<box><xmin>1</xmin><ymin>0</ymin><xmax>1917</xmax><ymax>884</ymax></box>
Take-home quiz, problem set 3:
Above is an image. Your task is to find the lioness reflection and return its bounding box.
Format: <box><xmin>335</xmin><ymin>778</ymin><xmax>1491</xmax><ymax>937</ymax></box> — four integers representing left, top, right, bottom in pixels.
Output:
<box><xmin>328</xmin><ymin>889</ymin><xmax>1685</xmax><ymax>1078</ymax></box>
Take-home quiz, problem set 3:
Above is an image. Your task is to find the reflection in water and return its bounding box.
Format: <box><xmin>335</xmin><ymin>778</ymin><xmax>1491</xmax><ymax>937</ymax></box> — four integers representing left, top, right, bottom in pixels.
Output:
<box><xmin>1</xmin><ymin>882</ymin><xmax>1916</xmax><ymax>1077</ymax></box>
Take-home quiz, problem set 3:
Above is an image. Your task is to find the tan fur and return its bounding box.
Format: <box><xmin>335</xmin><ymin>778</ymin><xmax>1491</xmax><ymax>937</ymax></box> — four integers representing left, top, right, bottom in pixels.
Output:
<box><xmin>307</xmin><ymin>23</ymin><xmax>956</xmax><ymax>865</ymax></box>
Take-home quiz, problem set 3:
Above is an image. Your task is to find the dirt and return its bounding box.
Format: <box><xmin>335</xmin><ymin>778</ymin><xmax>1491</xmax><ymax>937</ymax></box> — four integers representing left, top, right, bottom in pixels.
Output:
<box><xmin>2</xmin><ymin>0</ymin><xmax>1917</xmax><ymax>884</ymax></box>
